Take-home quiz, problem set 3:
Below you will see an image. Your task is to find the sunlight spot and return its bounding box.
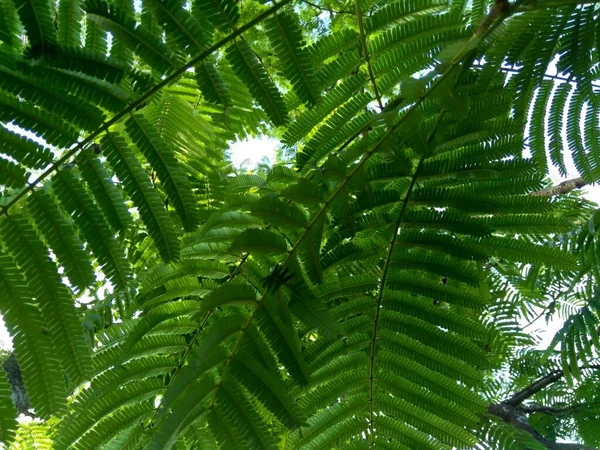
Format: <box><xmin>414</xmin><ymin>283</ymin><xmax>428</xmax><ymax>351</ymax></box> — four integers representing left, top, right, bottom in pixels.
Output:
<box><xmin>228</xmin><ymin>137</ymin><xmax>278</xmax><ymax>169</ymax></box>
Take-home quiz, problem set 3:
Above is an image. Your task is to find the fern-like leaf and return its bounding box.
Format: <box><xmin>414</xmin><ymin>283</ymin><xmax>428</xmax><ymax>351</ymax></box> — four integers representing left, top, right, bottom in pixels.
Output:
<box><xmin>57</xmin><ymin>0</ymin><xmax>81</xmax><ymax>47</ymax></box>
<box><xmin>102</xmin><ymin>131</ymin><xmax>180</xmax><ymax>262</ymax></box>
<box><xmin>226</xmin><ymin>40</ymin><xmax>288</xmax><ymax>127</ymax></box>
<box><xmin>126</xmin><ymin>114</ymin><xmax>200</xmax><ymax>231</ymax></box>
<box><xmin>26</xmin><ymin>190</ymin><xmax>96</xmax><ymax>291</ymax></box>
<box><xmin>194</xmin><ymin>0</ymin><xmax>239</xmax><ymax>32</ymax></box>
<box><xmin>13</xmin><ymin>0</ymin><xmax>56</xmax><ymax>53</ymax></box>
<box><xmin>0</xmin><ymin>214</ymin><xmax>92</xmax><ymax>384</ymax></box>
<box><xmin>0</xmin><ymin>255</ymin><xmax>66</xmax><ymax>417</ymax></box>
<box><xmin>85</xmin><ymin>0</ymin><xmax>179</xmax><ymax>74</ymax></box>
<box><xmin>265</xmin><ymin>11</ymin><xmax>319</xmax><ymax>106</ymax></box>
<box><xmin>51</xmin><ymin>169</ymin><xmax>132</xmax><ymax>291</ymax></box>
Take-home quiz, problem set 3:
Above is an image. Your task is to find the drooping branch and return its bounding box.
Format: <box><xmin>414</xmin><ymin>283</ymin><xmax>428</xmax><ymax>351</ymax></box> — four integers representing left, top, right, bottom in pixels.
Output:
<box><xmin>488</xmin><ymin>403</ymin><xmax>595</xmax><ymax>450</ymax></box>
<box><xmin>530</xmin><ymin>177</ymin><xmax>588</xmax><ymax>197</ymax></box>
<box><xmin>504</xmin><ymin>370</ymin><xmax>563</xmax><ymax>406</ymax></box>
<box><xmin>522</xmin><ymin>402</ymin><xmax>595</xmax><ymax>416</ymax></box>
<box><xmin>487</xmin><ymin>367</ymin><xmax>600</xmax><ymax>450</ymax></box>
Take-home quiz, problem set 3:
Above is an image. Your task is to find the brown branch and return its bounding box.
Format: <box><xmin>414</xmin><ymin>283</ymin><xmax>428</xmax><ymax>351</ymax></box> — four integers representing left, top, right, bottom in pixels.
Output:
<box><xmin>504</xmin><ymin>370</ymin><xmax>564</xmax><ymax>406</ymax></box>
<box><xmin>474</xmin><ymin>0</ymin><xmax>511</xmax><ymax>37</ymax></box>
<box><xmin>486</xmin><ymin>366</ymin><xmax>600</xmax><ymax>450</ymax></box>
<box><xmin>530</xmin><ymin>177</ymin><xmax>588</xmax><ymax>197</ymax></box>
<box><xmin>522</xmin><ymin>402</ymin><xmax>591</xmax><ymax>416</ymax></box>
<box><xmin>488</xmin><ymin>403</ymin><xmax>595</xmax><ymax>450</ymax></box>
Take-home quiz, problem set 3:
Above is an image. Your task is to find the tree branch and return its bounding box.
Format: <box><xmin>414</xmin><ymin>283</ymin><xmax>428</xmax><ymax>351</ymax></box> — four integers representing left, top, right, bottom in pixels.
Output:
<box><xmin>486</xmin><ymin>365</ymin><xmax>600</xmax><ymax>450</ymax></box>
<box><xmin>530</xmin><ymin>177</ymin><xmax>588</xmax><ymax>197</ymax></box>
<box><xmin>504</xmin><ymin>370</ymin><xmax>563</xmax><ymax>406</ymax></box>
<box><xmin>488</xmin><ymin>403</ymin><xmax>595</xmax><ymax>450</ymax></box>
<box><xmin>522</xmin><ymin>402</ymin><xmax>592</xmax><ymax>416</ymax></box>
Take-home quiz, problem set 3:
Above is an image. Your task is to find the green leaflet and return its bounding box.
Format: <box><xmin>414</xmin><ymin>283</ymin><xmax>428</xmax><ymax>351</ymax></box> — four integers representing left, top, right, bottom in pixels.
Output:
<box><xmin>84</xmin><ymin>19</ymin><xmax>108</xmax><ymax>55</ymax></box>
<box><xmin>39</xmin><ymin>47</ymin><xmax>127</xmax><ymax>84</ymax></box>
<box><xmin>197</xmin><ymin>283</ymin><xmax>259</xmax><ymax>316</ymax></box>
<box><xmin>257</xmin><ymin>298</ymin><xmax>310</xmax><ymax>385</ymax></box>
<box><xmin>158</xmin><ymin>316</ymin><xmax>244</xmax><ymax>414</ymax></box>
<box><xmin>0</xmin><ymin>0</ymin><xmax>19</xmax><ymax>48</ymax></box>
<box><xmin>52</xmin><ymin>169</ymin><xmax>132</xmax><ymax>291</ymax></box>
<box><xmin>195</xmin><ymin>59</ymin><xmax>232</xmax><ymax>107</ymax></box>
<box><xmin>26</xmin><ymin>189</ymin><xmax>96</xmax><ymax>291</ymax></box>
<box><xmin>265</xmin><ymin>12</ymin><xmax>319</xmax><ymax>106</ymax></box>
<box><xmin>0</xmin><ymin>214</ymin><xmax>92</xmax><ymax>385</ymax></box>
<box><xmin>297</xmin><ymin>211</ymin><xmax>324</xmax><ymax>285</ymax></box>
<box><xmin>102</xmin><ymin>424</ymin><xmax>145</xmax><ymax>449</ymax></box>
<box><xmin>215</xmin><ymin>379</ymin><xmax>279</xmax><ymax>449</ymax></box>
<box><xmin>0</xmin><ymin>65</ymin><xmax>105</xmax><ymax>132</ymax></box>
<box><xmin>225</xmin><ymin>40</ymin><xmax>288</xmax><ymax>127</ymax></box>
<box><xmin>19</xmin><ymin>63</ymin><xmax>130</xmax><ymax>113</ymax></box>
<box><xmin>0</xmin><ymin>255</ymin><xmax>66</xmax><ymax>417</ymax></box>
<box><xmin>529</xmin><ymin>81</ymin><xmax>552</xmax><ymax>174</ymax></box>
<box><xmin>102</xmin><ymin>131</ymin><xmax>181</xmax><ymax>262</ymax></box>
<box><xmin>283</xmin><ymin>74</ymin><xmax>367</xmax><ymax>146</ymax></box>
<box><xmin>67</xmin><ymin>400</ymin><xmax>156</xmax><ymax>450</ymax></box>
<box><xmin>194</xmin><ymin>0</ymin><xmax>239</xmax><ymax>32</ymax></box>
<box><xmin>118</xmin><ymin>300</ymin><xmax>200</xmax><ymax>365</ymax></box>
<box><xmin>230</xmin><ymin>228</ymin><xmax>289</xmax><ymax>256</ymax></box>
<box><xmin>76</xmin><ymin>150</ymin><xmax>134</xmax><ymax>233</ymax></box>
<box><xmin>280</xmin><ymin>178</ymin><xmax>325</xmax><ymax>205</ymax></box>
<box><xmin>251</xmin><ymin>195</ymin><xmax>308</xmax><ymax>229</ymax></box>
<box><xmin>145</xmin><ymin>0</ymin><xmax>208</xmax><ymax>55</ymax></box>
<box><xmin>14</xmin><ymin>0</ymin><xmax>56</xmax><ymax>53</ymax></box>
<box><xmin>547</xmin><ymin>83</ymin><xmax>571</xmax><ymax>177</ymax></box>
<box><xmin>85</xmin><ymin>0</ymin><xmax>179</xmax><ymax>74</ymax></box>
<box><xmin>0</xmin><ymin>92</ymin><xmax>79</xmax><ymax>147</ymax></box>
<box><xmin>126</xmin><ymin>114</ymin><xmax>200</xmax><ymax>231</ymax></box>
<box><xmin>0</xmin><ymin>158</ymin><xmax>28</xmax><ymax>189</ymax></box>
<box><xmin>141</xmin><ymin>259</ymin><xmax>230</xmax><ymax>294</ymax></box>
<box><xmin>288</xmin><ymin>281</ymin><xmax>345</xmax><ymax>339</ymax></box>
<box><xmin>57</xmin><ymin>0</ymin><xmax>81</xmax><ymax>47</ymax></box>
<box><xmin>0</xmin><ymin>126</ymin><xmax>53</xmax><ymax>170</ymax></box>
<box><xmin>229</xmin><ymin>353</ymin><xmax>307</xmax><ymax>428</ymax></box>
<box><xmin>148</xmin><ymin>375</ymin><xmax>216</xmax><ymax>450</ymax></box>
<box><xmin>364</xmin><ymin>0</ymin><xmax>448</xmax><ymax>33</ymax></box>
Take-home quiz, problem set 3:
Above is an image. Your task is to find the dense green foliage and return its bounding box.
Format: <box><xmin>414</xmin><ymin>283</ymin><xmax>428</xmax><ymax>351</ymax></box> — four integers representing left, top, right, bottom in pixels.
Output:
<box><xmin>0</xmin><ymin>0</ymin><xmax>600</xmax><ymax>448</ymax></box>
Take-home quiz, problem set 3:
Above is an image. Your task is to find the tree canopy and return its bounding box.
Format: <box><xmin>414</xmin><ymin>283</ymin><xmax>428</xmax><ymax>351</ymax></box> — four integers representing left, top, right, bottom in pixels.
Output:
<box><xmin>0</xmin><ymin>0</ymin><xmax>599</xmax><ymax>448</ymax></box>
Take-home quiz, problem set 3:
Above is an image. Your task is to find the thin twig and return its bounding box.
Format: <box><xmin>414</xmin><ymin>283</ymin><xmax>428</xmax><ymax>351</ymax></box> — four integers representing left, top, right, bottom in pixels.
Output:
<box><xmin>522</xmin><ymin>402</ymin><xmax>593</xmax><ymax>416</ymax></box>
<box><xmin>355</xmin><ymin>0</ymin><xmax>383</xmax><ymax>109</ymax></box>
<box><xmin>504</xmin><ymin>370</ymin><xmax>564</xmax><ymax>406</ymax></box>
